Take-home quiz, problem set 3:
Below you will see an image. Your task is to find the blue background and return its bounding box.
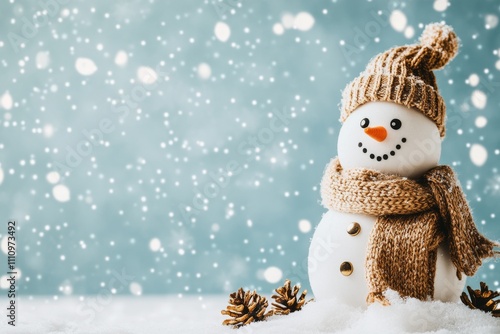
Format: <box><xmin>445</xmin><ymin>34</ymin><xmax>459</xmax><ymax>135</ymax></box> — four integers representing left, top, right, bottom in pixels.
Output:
<box><xmin>0</xmin><ymin>0</ymin><xmax>499</xmax><ymax>297</ymax></box>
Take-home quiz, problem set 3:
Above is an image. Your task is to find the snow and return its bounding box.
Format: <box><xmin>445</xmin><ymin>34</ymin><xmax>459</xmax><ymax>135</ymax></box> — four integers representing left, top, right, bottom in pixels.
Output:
<box><xmin>475</xmin><ymin>116</ymin><xmax>488</xmax><ymax>128</ymax></box>
<box><xmin>52</xmin><ymin>184</ymin><xmax>71</xmax><ymax>202</ymax></box>
<box><xmin>263</xmin><ymin>266</ymin><xmax>283</xmax><ymax>284</ymax></box>
<box><xmin>468</xmin><ymin>73</ymin><xmax>480</xmax><ymax>87</ymax></box>
<box><xmin>293</xmin><ymin>12</ymin><xmax>315</xmax><ymax>31</ymax></box>
<box><xmin>1</xmin><ymin>235</ymin><xmax>7</xmax><ymax>253</ymax></box>
<box><xmin>390</xmin><ymin>10</ymin><xmax>407</xmax><ymax>32</ymax></box>
<box><xmin>470</xmin><ymin>144</ymin><xmax>488</xmax><ymax>167</ymax></box>
<box><xmin>149</xmin><ymin>237</ymin><xmax>162</xmax><ymax>252</ymax></box>
<box><xmin>137</xmin><ymin>66</ymin><xmax>158</xmax><ymax>85</ymax></box>
<box><xmin>0</xmin><ymin>275</ymin><xmax>11</xmax><ymax>289</ymax></box>
<box><xmin>0</xmin><ymin>91</ymin><xmax>13</xmax><ymax>110</ymax></box>
<box><xmin>43</xmin><ymin>124</ymin><xmax>54</xmax><ymax>138</ymax></box>
<box><xmin>471</xmin><ymin>90</ymin><xmax>487</xmax><ymax>109</ymax></box>
<box><xmin>281</xmin><ymin>13</ymin><xmax>295</xmax><ymax>29</ymax></box>
<box><xmin>298</xmin><ymin>219</ymin><xmax>312</xmax><ymax>233</ymax></box>
<box><xmin>46</xmin><ymin>171</ymin><xmax>60</xmax><ymax>184</ymax></box>
<box><xmin>1</xmin><ymin>294</ymin><xmax>498</xmax><ymax>334</ymax></box>
<box><xmin>75</xmin><ymin>57</ymin><xmax>98</xmax><ymax>76</ymax></box>
<box><xmin>485</xmin><ymin>14</ymin><xmax>499</xmax><ymax>30</ymax></box>
<box><xmin>35</xmin><ymin>51</ymin><xmax>50</xmax><ymax>69</ymax></box>
<box><xmin>404</xmin><ymin>26</ymin><xmax>415</xmax><ymax>39</ymax></box>
<box><xmin>198</xmin><ymin>63</ymin><xmax>212</xmax><ymax>80</ymax></box>
<box><xmin>115</xmin><ymin>51</ymin><xmax>128</xmax><ymax>67</ymax></box>
<box><xmin>434</xmin><ymin>0</ymin><xmax>449</xmax><ymax>12</ymax></box>
<box><xmin>275</xmin><ymin>12</ymin><xmax>315</xmax><ymax>33</ymax></box>
<box><xmin>129</xmin><ymin>282</ymin><xmax>143</xmax><ymax>296</ymax></box>
<box><xmin>273</xmin><ymin>23</ymin><xmax>285</xmax><ymax>35</ymax></box>
<box><xmin>60</xmin><ymin>281</ymin><xmax>73</xmax><ymax>295</ymax></box>
<box><xmin>214</xmin><ymin>22</ymin><xmax>231</xmax><ymax>42</ymax></box>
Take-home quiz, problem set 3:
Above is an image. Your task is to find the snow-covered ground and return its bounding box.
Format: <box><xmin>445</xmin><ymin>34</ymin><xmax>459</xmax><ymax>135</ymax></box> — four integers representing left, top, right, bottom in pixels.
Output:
<box><xmin>1</xmin><ymin>292</ymin><xmax>499</xmax><ymax>334</ymax></box>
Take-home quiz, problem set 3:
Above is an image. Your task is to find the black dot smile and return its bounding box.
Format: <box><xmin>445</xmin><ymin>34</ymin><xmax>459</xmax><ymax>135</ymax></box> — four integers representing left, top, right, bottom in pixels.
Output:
<box><xmin>358</xmin><ymin>138</ymin><xmax>407</xmax><ymax>162</ymax></box>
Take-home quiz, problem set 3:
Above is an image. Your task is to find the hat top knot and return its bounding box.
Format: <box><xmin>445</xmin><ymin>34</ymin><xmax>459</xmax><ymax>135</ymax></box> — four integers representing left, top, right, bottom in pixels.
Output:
<box><xmin>340</xmin><ymin>22</ymin><xmax>460</xmax><ymax>138</ymax></box>
<box><xmin>416</xmin><ymin>23</ymin><xmax>459</xmax><ymax>70</ymax></box>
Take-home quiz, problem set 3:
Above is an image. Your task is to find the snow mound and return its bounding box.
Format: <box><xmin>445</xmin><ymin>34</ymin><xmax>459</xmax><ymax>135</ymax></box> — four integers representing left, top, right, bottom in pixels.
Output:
<box><xmin>1</xmin><ymin>293</ymin><xmax>498</xmax><ymax>334</ymax></box>
<box><xmin>250</xmin><ymin>291</ymin><xmax>499</xmax><ymax>334</ymax></box>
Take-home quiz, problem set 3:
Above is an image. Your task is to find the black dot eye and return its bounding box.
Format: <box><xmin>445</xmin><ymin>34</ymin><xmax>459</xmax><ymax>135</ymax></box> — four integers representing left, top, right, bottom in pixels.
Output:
<box><xmin>390</xmin><ymin>119</ymin><xmax>402</xmax><ymax>130</ymax></box>
<box><xmin>360</xmin><ymin>118</ymin><xmax>370</xmax><ymax>128</ymax></box>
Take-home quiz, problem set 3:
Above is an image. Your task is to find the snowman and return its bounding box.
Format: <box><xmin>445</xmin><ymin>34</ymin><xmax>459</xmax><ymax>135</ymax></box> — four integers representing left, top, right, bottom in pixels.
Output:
<box><xmin>308</xmin><ymin>23</ymin><xmax>497</xmax><ymax>306</ymax></box>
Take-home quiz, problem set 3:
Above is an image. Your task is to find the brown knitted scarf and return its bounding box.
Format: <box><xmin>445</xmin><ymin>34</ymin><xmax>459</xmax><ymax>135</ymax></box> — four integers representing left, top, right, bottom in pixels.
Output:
<box><xmin>321</xmin><ymin>157</ymin><xmax>498</xmax><ymax>305</ymax></box>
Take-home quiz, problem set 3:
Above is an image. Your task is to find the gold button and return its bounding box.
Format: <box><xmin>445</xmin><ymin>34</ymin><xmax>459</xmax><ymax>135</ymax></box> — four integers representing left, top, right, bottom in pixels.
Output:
<box><xmin>340</xmin><ymin>261</ymin><xmax>353</xmax><ymax>276</ymax></box>
<box><xmin>347</xmin><ymin>222</ymin><xmax>361</xmax><ymax>236</ymax></box>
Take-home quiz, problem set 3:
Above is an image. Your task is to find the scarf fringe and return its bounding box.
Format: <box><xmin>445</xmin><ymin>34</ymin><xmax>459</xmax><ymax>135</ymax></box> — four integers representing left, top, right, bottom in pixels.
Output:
<box><xmin>366</xmin><ymin>292</ymin><xmax>390</xmax><ymax>306</ymax></box>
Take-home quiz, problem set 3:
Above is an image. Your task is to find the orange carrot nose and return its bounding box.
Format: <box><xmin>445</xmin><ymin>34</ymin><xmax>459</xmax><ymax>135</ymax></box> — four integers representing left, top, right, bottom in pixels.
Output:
<box><xmin>364</xmin><ymin>126</ymin><xmax>387</xmax><ymax>142</ymax></box>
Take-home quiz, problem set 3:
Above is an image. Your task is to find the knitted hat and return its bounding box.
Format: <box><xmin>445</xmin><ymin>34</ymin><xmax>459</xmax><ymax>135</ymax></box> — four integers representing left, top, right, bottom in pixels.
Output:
<box><xmin>340</xmin><ymin>23</ymin><xmax>459</xmax><ymax>137</ymax></box>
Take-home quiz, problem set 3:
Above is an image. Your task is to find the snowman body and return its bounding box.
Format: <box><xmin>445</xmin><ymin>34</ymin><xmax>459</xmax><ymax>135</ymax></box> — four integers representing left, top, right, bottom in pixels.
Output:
<box><xmin>308</xmin><ymin>101</ymin><xmax>465</xmax><ymax>306</ymax></box>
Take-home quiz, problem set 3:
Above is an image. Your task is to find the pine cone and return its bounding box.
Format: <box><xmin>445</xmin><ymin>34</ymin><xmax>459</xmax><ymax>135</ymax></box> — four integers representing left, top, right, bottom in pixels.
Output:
<box><xmin>271</xmin><ymin>279</ymin><xmax>310</xmax><ymax>315</ymax></box>
<box><xmin>460</xmin><ymin>282</ymin><xmax>500</xmax><ymax>317</ymax></box>
<box><xmin>221</xmin><ymin>288</ymin><xmax>273</xmax><ymax>328</ymax></box>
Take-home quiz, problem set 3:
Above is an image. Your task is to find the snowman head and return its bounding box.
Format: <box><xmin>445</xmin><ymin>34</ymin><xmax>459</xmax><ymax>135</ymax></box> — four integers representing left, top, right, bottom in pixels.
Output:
<box><xmin>338</xmin><ymin>101</ymin><xmax>441</xmax><ymax>178</ymax></box>
<box><xmin>337</xmin><ymin>23</ymin><xmax>459</xmax><ymax>178</ymax></box>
